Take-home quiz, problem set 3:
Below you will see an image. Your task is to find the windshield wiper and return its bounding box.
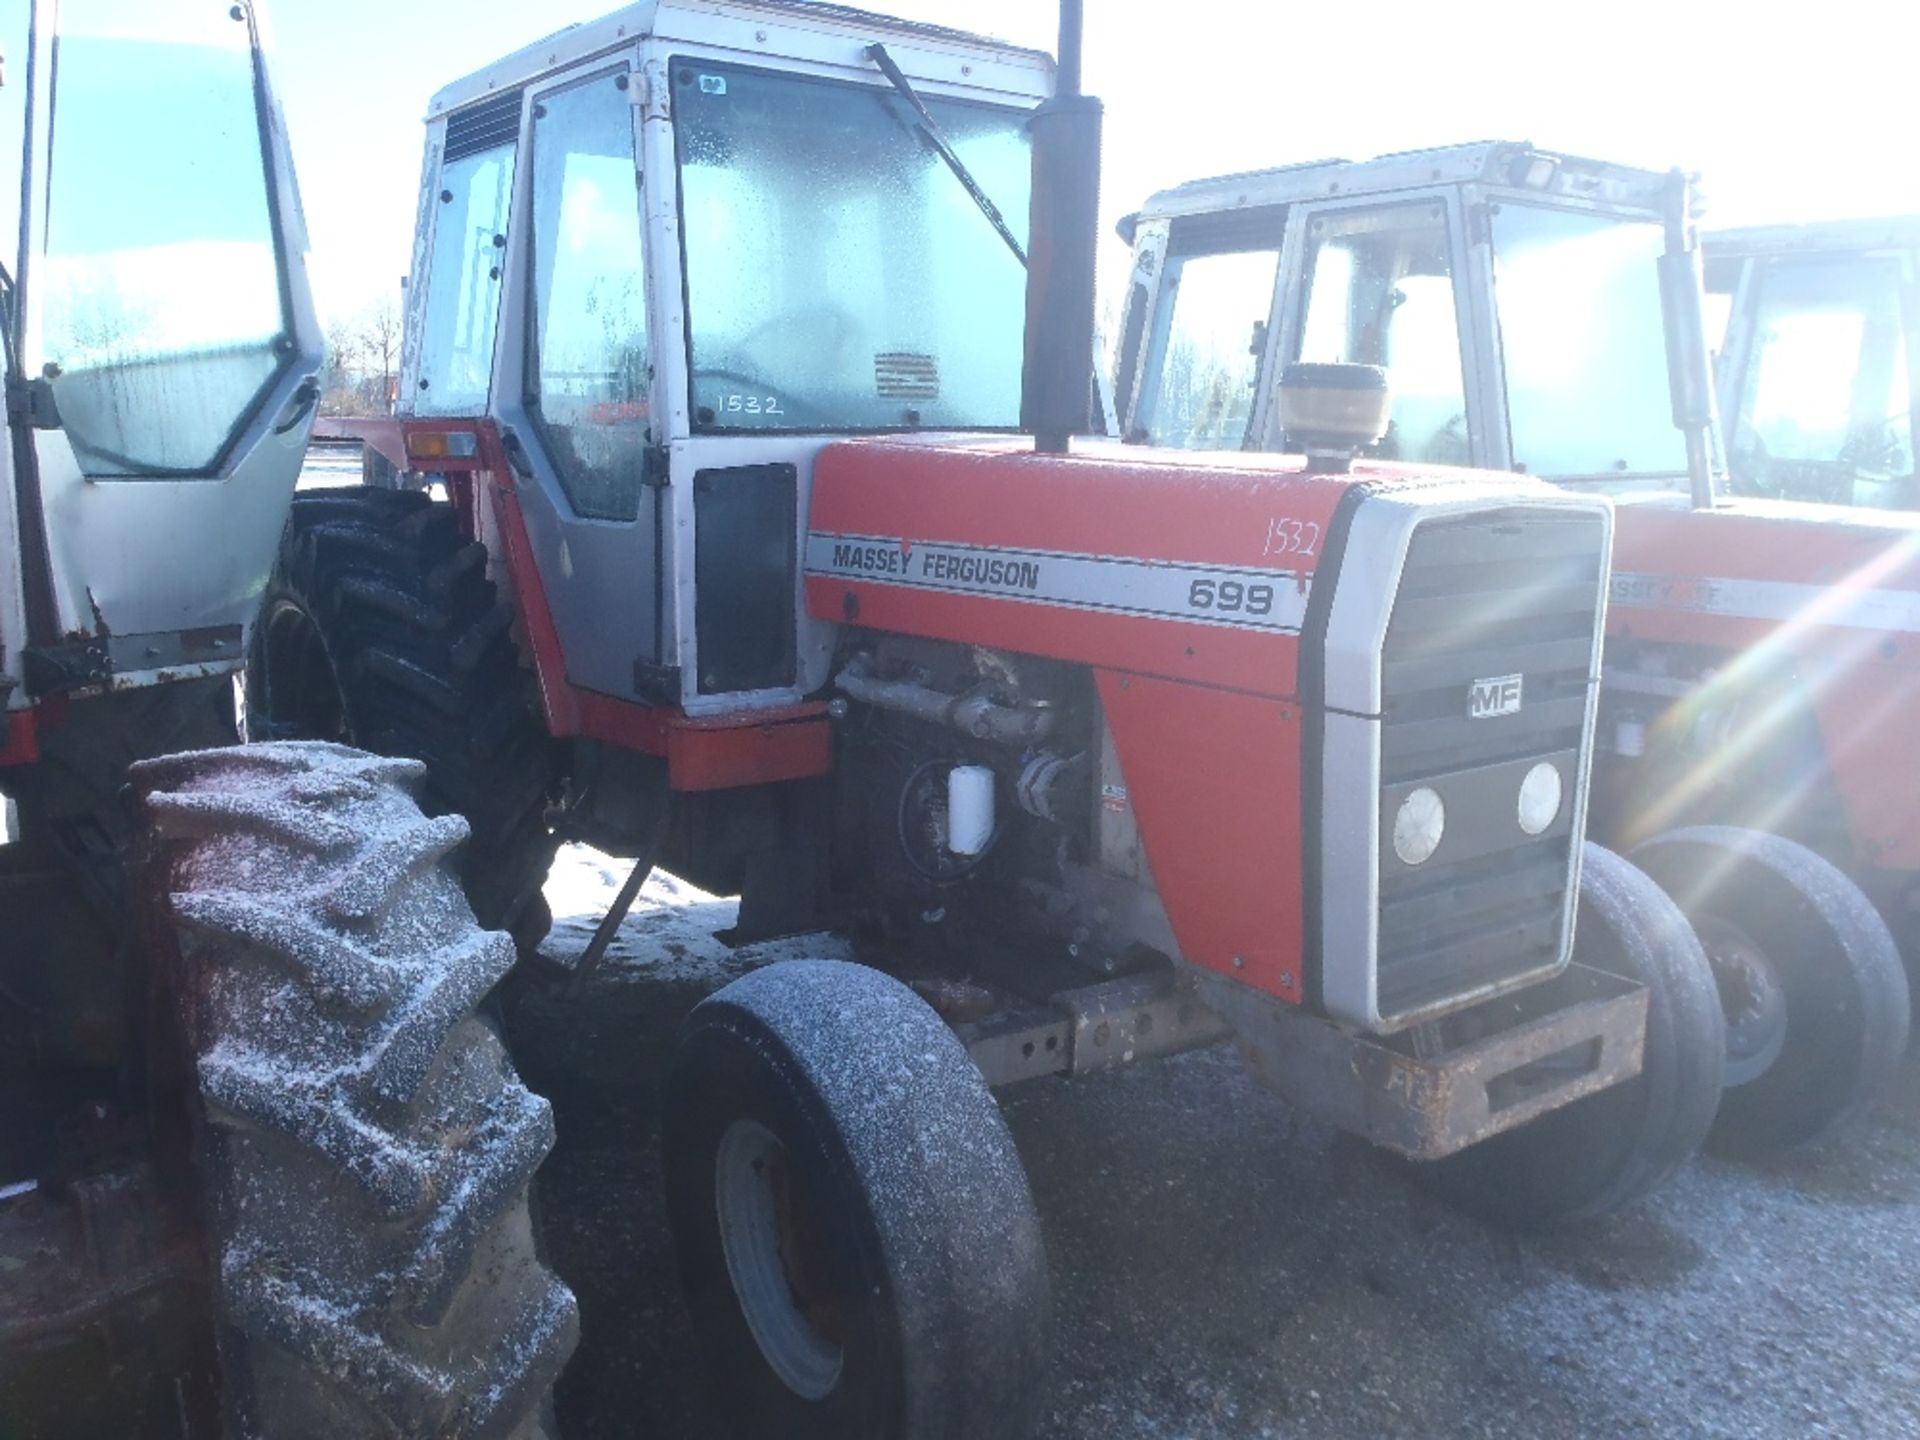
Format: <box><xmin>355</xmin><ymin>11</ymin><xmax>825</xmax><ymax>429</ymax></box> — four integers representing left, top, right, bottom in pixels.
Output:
<box><xmin>865</xmin><ymin>43</ymin><xmax>1027</xmax><ymax>268</ymax></box>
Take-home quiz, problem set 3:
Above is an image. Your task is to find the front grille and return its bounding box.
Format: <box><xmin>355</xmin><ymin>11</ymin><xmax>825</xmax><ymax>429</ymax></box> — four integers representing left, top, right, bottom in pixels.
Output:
<box><xmin>1373</xmin><ymin>507</ymin><xmax>1606</xmax><ymax>1023</ymax></box>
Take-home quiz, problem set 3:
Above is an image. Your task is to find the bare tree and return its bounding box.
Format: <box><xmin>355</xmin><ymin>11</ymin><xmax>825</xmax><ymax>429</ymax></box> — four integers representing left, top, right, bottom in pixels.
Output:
<box><xmin>320</xmin><ymin>320</ymin><xmax>365</xmax><ymax>417</ymax></box>
<box><xmin>357</xmin><ymin>299</ymin><xmax>402</xmax><ymax>415</ymax></box>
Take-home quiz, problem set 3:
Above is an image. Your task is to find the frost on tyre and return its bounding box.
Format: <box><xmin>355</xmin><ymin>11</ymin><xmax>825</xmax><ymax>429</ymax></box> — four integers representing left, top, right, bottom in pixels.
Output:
<box><xmin>135</xmin><ymin>742</ymin><xmax>577</xmax><ymax>1438</ymax></box>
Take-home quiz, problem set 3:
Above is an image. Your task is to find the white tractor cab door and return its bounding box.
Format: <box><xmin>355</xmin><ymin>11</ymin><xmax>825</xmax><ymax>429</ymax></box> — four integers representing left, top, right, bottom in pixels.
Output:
<box><xmin>483</xmin><ymin>24</ymin><xmax>1041</xmax><ymax>718</ymax></box>
<box><xmin>484</xmin><ymin>52</ymin><xmax>672</xmax><ymax>709</ymax></box>
<box><xmin>1260</xmin><ymin>190</ymin><xmax>1485</xmax><ymax>468</ymax></box>
<box><xmin>10</xmin><ymin>0</ymin><xmax>321</xmax><ymax>697</ymax></box>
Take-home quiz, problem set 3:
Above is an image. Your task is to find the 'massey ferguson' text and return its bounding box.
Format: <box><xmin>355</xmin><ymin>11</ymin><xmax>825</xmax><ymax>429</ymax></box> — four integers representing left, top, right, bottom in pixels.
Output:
<box><xmin>831</xmin><ymin>541</ymin><xmax>1040</xmax><ymax>593</ymax></box>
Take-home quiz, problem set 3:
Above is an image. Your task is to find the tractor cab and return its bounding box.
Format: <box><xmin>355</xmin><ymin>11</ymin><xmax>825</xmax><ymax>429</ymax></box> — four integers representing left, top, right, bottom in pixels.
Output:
<box><xmin>1114</xmin><ymin>142</ymin><xmax>1700</xmax><ymax>495</ymax></box>
<box><xmin>2</xmin><ymin>0</ymin><xmax>321</xmax><ymax>752</ymax></box>
<box><xmin>393</xmin><ymin>1</ymin><xmax>1051</xmax><ymax>717</ymax></box>
<box><xmin>1705</xmin><ymin>216</ymin><xmax>1920</xmax><ymax>510</ymax></box>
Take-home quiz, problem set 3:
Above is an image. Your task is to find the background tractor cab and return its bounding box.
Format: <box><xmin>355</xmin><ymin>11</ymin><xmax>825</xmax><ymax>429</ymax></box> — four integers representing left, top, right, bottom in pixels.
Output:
<box><xmin>386</xmin><ymin>2</ymin><xmax>1051</xmax><ymax>719</ymax></box>
<box><xmin>1114</xmin><ymin>142</ymin><xmax>1704</xmax><ymax>497</ymax></box>
<box><xmin>1705</xmin><ymin>216</ymin><xmax>1920</xmax><ymax>510</ymax></box>
<box><xmin>0</xmin><ymin>0</ymin><xmax>323</xmax><ymax>739</ymax></box>
<box><xmin>1115</xmin><ymin>140</ymin><xmax>1916</xmax><ymax>1161</ymax></box>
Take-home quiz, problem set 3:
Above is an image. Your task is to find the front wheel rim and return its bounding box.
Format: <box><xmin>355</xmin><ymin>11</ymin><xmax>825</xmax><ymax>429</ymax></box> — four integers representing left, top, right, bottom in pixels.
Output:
<box><xmin>714</xmin><ymin>1118</ymin><xmax>845</xmax><ymax>1401</ymax></box>
<box><xmin>1697</xmin><ymin>914</ymin><xmax>1787</xmax><ymax>1088</ymax></box>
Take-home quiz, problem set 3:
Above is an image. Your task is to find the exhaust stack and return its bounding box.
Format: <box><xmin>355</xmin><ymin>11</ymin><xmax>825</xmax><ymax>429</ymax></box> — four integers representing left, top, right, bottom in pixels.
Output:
<box><xmin>1019</xmin><ymin>0</ymin><xmax>1103</xmax><ymax>455</ymax></box>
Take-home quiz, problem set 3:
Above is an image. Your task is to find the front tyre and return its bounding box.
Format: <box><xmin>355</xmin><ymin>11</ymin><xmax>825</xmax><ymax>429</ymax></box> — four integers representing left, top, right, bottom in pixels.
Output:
<box><xmin>664</xmin><ymin>960</ymin><xmax>1049</xmax><ymax>1439</ymax></box>
<box><xmin>1422</xmin><ymin>843</ymin><xmax>1726</xmax><ymax>1227</ymax></box>
<box><xmin>1631</xmin><ymin>825</ymin><xmax>1910</xmax><ymax>1155</ymax></box>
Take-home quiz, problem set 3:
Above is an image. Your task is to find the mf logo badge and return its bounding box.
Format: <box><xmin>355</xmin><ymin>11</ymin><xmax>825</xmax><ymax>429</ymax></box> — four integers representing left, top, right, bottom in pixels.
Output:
<box><xmin>1469</xmin><ymin>674</ymin><xmax>1524</xmax><ymax>719</ymax></box>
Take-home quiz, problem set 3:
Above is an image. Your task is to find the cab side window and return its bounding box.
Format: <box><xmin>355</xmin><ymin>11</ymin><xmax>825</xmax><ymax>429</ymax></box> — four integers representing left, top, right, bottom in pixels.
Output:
<box><xmin>1135</xmin><ymin>247</ymin><xmax>1280</xmax><ymax>451</ymax></box>
<box><xmin>416</xmin><ymin>94</ymin><xmax>520</xmax><ymax>416</ymax></box>
<box><xmin>1731</xmin><ymin>257</ymin><xmax>1915</xmax><ymax>508</ymax></box>
<box><xmin>524</xmin><ymin>70</ymin><xmax>651</xmax><ymax>522</ymax></box>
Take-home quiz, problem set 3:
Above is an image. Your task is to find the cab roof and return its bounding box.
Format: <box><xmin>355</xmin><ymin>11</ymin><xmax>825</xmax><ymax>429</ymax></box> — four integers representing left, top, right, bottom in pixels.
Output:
<box><xmin>1128</xmin><ymin>141</ymin><xmax>1675</xmax><ymax>230</ymax></box>
<box><xmin>1706</xmin><ymin>214</ymin><xmax>1920</xmax><ymax>260</ymax></box>
<box><xmin>428</xmin><ymin>0</ymin><xmax>1053</xmax><ymax>119</ymax></box>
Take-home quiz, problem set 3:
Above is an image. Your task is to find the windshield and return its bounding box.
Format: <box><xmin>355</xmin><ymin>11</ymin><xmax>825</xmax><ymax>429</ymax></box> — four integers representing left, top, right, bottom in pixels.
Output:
<box><xmin>1489</xmin><ymin>204</ymin><xmax>1685</xmax><ymax>481</ymax></box>
<box><xmin>673</xmin><ymin>59</ymin><xmax>1032</xmax><ymax>434</ymax></box>
<box><xmin>1726</xmin><ymin>256</ymin><xmax>1916</xmax><ymax>508</ymax></box>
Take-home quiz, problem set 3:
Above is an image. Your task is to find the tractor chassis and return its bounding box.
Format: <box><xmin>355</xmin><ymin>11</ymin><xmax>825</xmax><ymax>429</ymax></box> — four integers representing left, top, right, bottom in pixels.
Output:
<box><xmin>952</xmin><ymin>961</ymin><xmax>1649</xmax><ymax>1162</ymax></box>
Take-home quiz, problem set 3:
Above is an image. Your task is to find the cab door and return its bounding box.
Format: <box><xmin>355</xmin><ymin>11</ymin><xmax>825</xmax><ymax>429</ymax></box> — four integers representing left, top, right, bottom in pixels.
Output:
<box><xmin>1266</xmin><ymin>191</ymin><xmax>1481</xmax><ymax>465</ymax></box>
<box><xmin>11</xmin><ymin>0</ymin><xmax>322</xmax><ymax>692</ymax></box>
<box><xmin>486</xmin><ymin>55</ymin><xmax>669</xmax><ymax>705</ymax></box>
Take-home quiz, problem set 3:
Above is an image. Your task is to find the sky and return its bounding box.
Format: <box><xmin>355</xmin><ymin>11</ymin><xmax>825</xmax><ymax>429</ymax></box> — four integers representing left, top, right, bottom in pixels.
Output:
<box><xmin>6</xmin><ymin>0</ymin><xmax>1920</xmax><ymax>329</ymax></box>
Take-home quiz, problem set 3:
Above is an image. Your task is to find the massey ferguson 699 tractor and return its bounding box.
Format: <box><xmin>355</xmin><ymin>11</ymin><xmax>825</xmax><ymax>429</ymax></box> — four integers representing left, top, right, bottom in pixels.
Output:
<box><xmin>1704</xmin><ymin>215</ymin><xmax>1920</xmax><ymax>509</ymax></box>
<box><xmin>252</xmin><ymin>8</ymin><xmax>1739</xmax><ymax>1434</ymax></box>
<box><xmin>1114</xmin><ymin>141</ymin><xmax>1911</xmax><ymax>1160</ymax></box>
<box><xmin>0</xmin><ymin>2</ymin><xmax>575</xmax><ymax>1435</ymax></box>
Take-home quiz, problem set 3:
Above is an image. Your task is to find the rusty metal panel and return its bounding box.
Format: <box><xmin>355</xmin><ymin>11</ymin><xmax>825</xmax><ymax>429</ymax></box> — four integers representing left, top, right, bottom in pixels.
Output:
<box><xmin>957</xmin><ymin>973</ymin><xmax>1231</xmax><ymax>1089</ymax></box>
<box><xmin>1203</xmin><ymin>962</ymin><xmax>1648</xmax><ymax>1161</ymax></box>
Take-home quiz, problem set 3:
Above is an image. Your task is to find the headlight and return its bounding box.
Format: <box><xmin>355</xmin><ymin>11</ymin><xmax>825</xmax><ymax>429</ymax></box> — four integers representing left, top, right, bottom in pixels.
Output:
<box><xmin>1517</xmin><ymin>761</ymin><xmax>1563</xmax><ymax>836</ymax></box>
<box><xmin>1392</xmin><ymin>787</ymin><xmax>1446</xmax><ymax>866</ymax></box>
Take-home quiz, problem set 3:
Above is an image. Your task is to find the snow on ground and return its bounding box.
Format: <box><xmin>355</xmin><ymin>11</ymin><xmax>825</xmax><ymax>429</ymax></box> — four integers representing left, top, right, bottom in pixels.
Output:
<box><xmin>537</xmin><ymin>840</ymin><xmax>852</xmax><ymax>988</ymax></box>
<box><xmin>298</xmin><ymin>441</ymin><xmax>363</xmax><ymax>489</ymax></box>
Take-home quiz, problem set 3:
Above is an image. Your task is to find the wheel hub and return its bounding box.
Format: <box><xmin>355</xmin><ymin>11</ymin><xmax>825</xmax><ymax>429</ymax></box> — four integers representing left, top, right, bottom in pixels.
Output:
<box><xmin>714</xmin><ymin>1118</ymin><xmax>845</xmax><ymax>1400</ymax></box>
<box><xmin>1696</xmin><ymin>915</ymin><xmax>1787</xmax><ymax>1087</ymax></box>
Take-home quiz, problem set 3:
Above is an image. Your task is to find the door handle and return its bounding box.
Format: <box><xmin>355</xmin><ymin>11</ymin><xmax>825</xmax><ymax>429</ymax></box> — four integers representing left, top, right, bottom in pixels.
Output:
<box><xmin>273</xmin><ymin>375</ymin><xmax>320</xmax><ymax>435</ymax></box>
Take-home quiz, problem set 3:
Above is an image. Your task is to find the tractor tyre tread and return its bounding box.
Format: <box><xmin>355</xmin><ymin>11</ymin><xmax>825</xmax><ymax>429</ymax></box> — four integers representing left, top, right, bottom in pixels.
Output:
<box><xmin>251</xmin><ymin>487</ymin><xmax>558</xmax><ymax>950</ymax></box>
<box><xmin>135</xmin><ymin>741</ymin><xmax>577</xmax><ymax>1439</ymax></box>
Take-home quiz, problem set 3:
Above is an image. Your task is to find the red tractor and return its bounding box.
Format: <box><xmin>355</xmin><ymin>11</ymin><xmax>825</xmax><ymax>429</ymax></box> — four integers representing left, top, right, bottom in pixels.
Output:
<box><xmin>1112</xmin><ymin>141</ymin><xmax>1911</xmax><ymax>1160</ymax></box>
<box><xmin>258</xmin><ymin>11</ymin><xmax>1728</xmax><ymax>1436</ymax></box>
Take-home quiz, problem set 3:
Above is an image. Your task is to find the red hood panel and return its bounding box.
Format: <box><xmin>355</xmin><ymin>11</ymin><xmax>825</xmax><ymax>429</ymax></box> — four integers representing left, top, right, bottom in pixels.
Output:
<box><xmin>806</xmin><ymin>437</ymin><xmax>1373</xmax><ymax>696</ymax></box>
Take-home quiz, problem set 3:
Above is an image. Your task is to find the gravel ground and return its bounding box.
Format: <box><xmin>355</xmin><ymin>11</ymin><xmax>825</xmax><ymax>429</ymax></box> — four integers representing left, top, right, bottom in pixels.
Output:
<box><xmin>503</xmin><ymin>844</ymin><xmax>1920</xmax><ymax>1440</ymax></box>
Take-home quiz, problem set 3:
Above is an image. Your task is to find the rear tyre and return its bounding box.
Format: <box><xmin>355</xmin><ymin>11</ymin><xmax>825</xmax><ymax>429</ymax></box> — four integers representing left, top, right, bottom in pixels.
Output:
<box><xmin>663</xmin><ymin>960</ymin><xmax>1049</xmax><ymax>1439</ymax></box>
<box><xmin>247</xmin><ymin>485</ymin><xmax>558</xmax><ymax>952</ymax></box>
<box><xmin>1631</xmin><ymin>825</ymin><xmax>1910</xmax><ymax>1155</ymax></box>
<box><xmin>135</xmin><ymin>741</ymin><xmax>578</xmax><ymax>1438</ymax></box>
<box><xmin>1422</xmin><ymin>843</ymin><xmax>1725</xmax><ymax>1227</ymax></box>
